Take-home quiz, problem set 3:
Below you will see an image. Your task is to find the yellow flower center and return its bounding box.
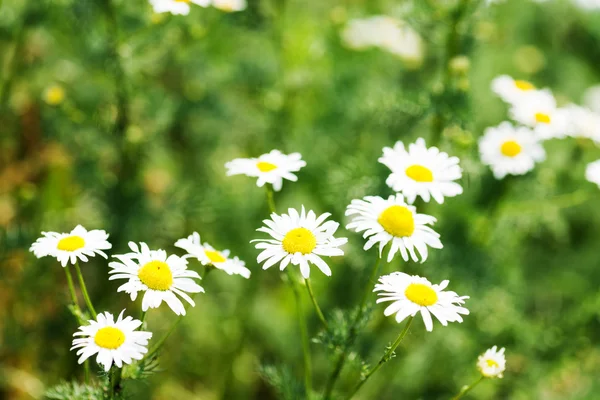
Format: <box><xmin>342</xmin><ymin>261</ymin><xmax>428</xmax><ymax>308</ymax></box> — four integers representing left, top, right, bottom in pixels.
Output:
<box><xmin>405</xmin><ymin>283</ymin><xmax>438</xmax><ymax>306</ymax></box>
<box><xmin>486</xmin><ymin>359</ymin><xmax>499</xmax><ymax>368</ymax></box>
<box><xmin>405</xmin><ymin>165</ymin><xmax>434</xmax><ymax>182</ymax></box>
<box><xmin>174</xmin><ymin>0</ymin><xmax>191</xmax><ymax>3</ymax></box>
<box><xmin>256</xmin><ymin>161</ymin><xmax>278</xmax><ymax>172</ymax></box>
<box><xmin>378</xmin><ymin>206</ymin><xmax>415</xmax><ymax>237</ymax></box>
<box><xmin>94</xmin><ymin>327</ymin><xmax>125</xmax><ymax>350</ymax></box>
<box><xmin>45</xmin><ymin>86</ymin><xmax>65</xmax><ymax>105</ymax></box>
<box><xmin>57</xmin><ymin>235</ymin><xmax>85</xmax><ymax>252</ymax></box>
<box><xmin>282</xmin><ymin>228</ymin><xmax>317</xmax><ymax>254</ymax></box>
<box><xmin>500</xmin><ymin>140</ymin><xmax>522</xmax><ymax>157</ymax></box>
<box><xmin>535</xmin><ymin>112</ymin><xmax>551</xmax><ymax>124</ymax></box>
<box><xmin>514</xmin><ymin>80</ymin><xmax>535</xmax><ymax>91</ymax></box>
<box><xmin>205</xmin><ymin>250</ymin><xmax>226</xmax><ymax>263</ymax></box>
<box><xmin>138</xmin><ymin>260</ymin><xmax>173</xmax><ymax>291</ymax></box>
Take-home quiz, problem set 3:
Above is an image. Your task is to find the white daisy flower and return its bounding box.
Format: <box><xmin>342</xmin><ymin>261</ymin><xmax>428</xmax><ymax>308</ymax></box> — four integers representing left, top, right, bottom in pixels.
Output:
<box><xmin>29</xmin><ymin>225</ymin><xmax>112</xmax><ymax>267</ymax></box>
<box><xmin>213</xmin><ymin>0</ymin><xmax>246</xmax><ymax>12</ymax></box>
<box><xmin>71</xmin><ymin>310</ymin><xmax>152</xmax><ymax>372</ymax></box>
<box><xmin>379</xmin><ymin>138</ymin><xmax>463</xmax><ymax>204</ymax></box>
<box><xmin>252</xmin><ymin>207</ymin><xmax>347</xmax><ymax>279</ymax></box>
<box><xmin>586</xmin><ymin>160</ymin><xmax>600</xmax><ymax>188</ymax></box>
<box><xmin>565</xmin><ymin>105</ymin><xmax>600</xmax><ymax>143</ymax></box>
<box><xmin>491</xmin><ymin>75</ymin><xmax>538</xmax><ymax>104</ymax></box>
<box><xmin>345</xmin><ymin>194</ymin><xmax>442</xmax><ymax>263</ymax></box>
<box><xmin>149</xmin><ymin>0</ymin><xmax>209</xmax><ymax>15</ymax></box>
<box><xmin>175</xmin><ymin>232</ymin><xmax>251</xmax><ymax>278</ymax></box>
<box><xmin>509</xmin><ymin>90</ymin><xmax>570</xmax><ymax>140</ymax></box>
<box><xmin>477</xmin><ymin>346</ymin><xmax>506</xmax><ymax>378</ymax></box>
<box><xmin>583</xmin><ymin>84</ymin><xmax>600</xmax><ymax>114</ymax></box>
<box><xmin>479</xmin><ymin>122</ymin><xmax>546</xmax><ymax>179</ymax></box>
<box><xmin>225</xmin><ymin>150</ymin><xmax>306</xmax><ymax>192</ymax></box>
<box><xmin>109</xmin><ymin>242</ymin><xmax>204</xmax><ymax>316</ymax></box>
<box><xmin>374</xmin><ymin>272</ymin><xmax>469</xmax><ymax>332</ymax></box>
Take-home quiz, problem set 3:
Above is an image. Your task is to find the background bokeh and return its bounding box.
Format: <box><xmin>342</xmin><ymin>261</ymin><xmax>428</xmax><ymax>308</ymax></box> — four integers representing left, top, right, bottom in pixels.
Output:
<box><xmin>2</xmin><ymin>0</ymin><xmax>600</xmax><ymax>399</ymax></box>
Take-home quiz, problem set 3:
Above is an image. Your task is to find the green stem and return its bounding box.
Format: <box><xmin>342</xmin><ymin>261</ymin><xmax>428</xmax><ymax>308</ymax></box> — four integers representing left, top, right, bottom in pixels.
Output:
<box><xmin>348</xmin><ymin>316</ymin><xmax>414</xmax><ymax>399</ymax></box>
<box><xmin>140</xmin><ymin>310</ymin><xmax>147</xmax><ymax>326</ymax></box>
<box><xmin>324</xmin><ymin>249</ymin><xmax>386</xmax><ymax>400</ymax></box>
<box><xmin>288</xmin><ymin>270</ymin><xmax>312</xmax><ymax>397</ymax></box>
<box><xmin>73</xmin><ymin>261</ymin><xmax>97</xmax><ymax>319</ymax></box>
<box><xmin>109</xmin><ymin>366</ymin><xmax>122</xmax><ymax>398</ymax></box>
<box><xmin>451</xmin><ymin>376</ymin><xmax>485</xmax><ymax>400</ymax></box>
<box><xmin>63</xmin><ymin>265</ymin><xmax>80</xmax><ymax>311</ymax></box>
<box><xmin>266</xmin><ymin>185</ymin><xmax>277</xmax><ymax>214</ymax></box>
<box><xmin>304</xmin><ymin>278</ymin><xmax>328</xmax><ymax>330</ymax></box>
<box><xmin>84</xmin><ymin>361</ymin><xmax>90</xmax><ymax>383</ymax></box>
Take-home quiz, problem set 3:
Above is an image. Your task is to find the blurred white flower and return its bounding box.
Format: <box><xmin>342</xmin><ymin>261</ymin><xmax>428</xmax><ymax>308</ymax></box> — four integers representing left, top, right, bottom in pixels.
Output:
<box><xmin>379</xmin><ymin>138</ymin><xmax>463</xmax><ymax>204</ymax></box>
<box><xmin>491</xmin><ymin>75</ymin><xmax>538</xmax><ymax>104</ymax></box>
<box><xmin>341</xmin><ymin>16</ymin><xmax>424</xmax><ymax>64</ymax></box>
<box><xmin>345</xmin><ymin>194</ymin><xmax>442</xmax><ymax>263</ymax></box>
<box><xmin>225</xmin><ymin>150</ymin><xmax>306</xmax><ymax>192</ymax></box>
<box><xmin>175</xmin><ymin>232</ymin><xmax>251</xmax><ymax>278</ymax></box>
<box><xmin>479</xmin><ymin>122</ymin><xmax>546</xmax><ymax>179</ymax></box>
<box><xmin>253</xmin><ymin>206</ymin><xmax>347</xmax><ymax>279</ymax></box>
<box><xmin>109</xmin><ymin>242</ymin><xmax>204</xmax><ymax>315</ymax></box>
<box><xmin>585</xmin><ymin>160</ymin><xmax>600</xmax><ymax>188</ymax></box>
<box><xmin>583</xmin><ymin>85</ymin><xmax>600</xmax><ymax>113</ymax></box>
<box><xmin>30</xmin><ymin>225</ymin><xmax>112</xmax><ymax>267</ymax></box>
<box><xmin>374</xmin><ymin>272</ymin><xmax>469</xmax><ymax>332</ymax></box>
<box><xmin>509</xmin><ymin>90</ymin><xmax>570</xmax><ymax>140</ymax></box>
<box><xmin>71</xmin><ymin>311</ymin><xmax>152</xmax><ymax>372</ymax></box>
<box><xmin>477</xmin><ymin>346</ymin><xmax>506</xmax><ymax>378</ymax></box>
<box><xmin>565</xmin><ymin>105</ymin><xmax>600</xmax><ymax>143</ymax></box>
<box><xmin>572</xmin><ymin>0</ymin><xmax>600</xmax><ymax>9</ymax></box>
<box><xmin>149</xmin><ymin>0</ymin><xmax>209</xmax><ymax>15</ymax></box>
<box><xmin>213</xmin><ymin>0</ymin><xmax>246</xmax><ymax>12</ymax></box>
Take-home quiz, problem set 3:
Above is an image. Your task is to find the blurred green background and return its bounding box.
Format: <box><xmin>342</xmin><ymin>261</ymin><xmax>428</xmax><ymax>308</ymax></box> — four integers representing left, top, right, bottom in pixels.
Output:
<box><xmin>2</xmin><ymin>0</ymin><xmax>600</xmax><ymax>399</ymax></box>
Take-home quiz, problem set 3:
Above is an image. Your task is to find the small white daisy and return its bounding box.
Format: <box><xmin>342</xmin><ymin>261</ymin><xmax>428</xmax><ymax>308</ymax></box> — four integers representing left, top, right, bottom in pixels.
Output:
<box><xmin>149</xmin><ymin>0</ymin><xmax>209</xmax><ymax>15</ymax></box>
<box><xmin>509</xmin><ymin>90</ymin><xmax>570</xmax><ymax>140</ymax></box>
<box><xmin>212</xmin><ymin>0</ymin><xmax>246</xmax><ymax>12</ymax></box>
<box><xmin>491</xmin><ymin>75</ymin><xmax>538</xmax><ymax>104</ymax></box>
<box><xmin>252</xmin><ymin>206</ymin><xmax>347</xmax><ymax>279</ymax></box>
<box><xmin>379</xmin><ymin>138</ymin><xmax>463</xmax><ymax>204</ymax></box>
<box><xmin>225</xmin><ymin>150</ymin><xmax>306</xmax><ymax>192</ymax></box>
<box><xmin>374</xmin><ymin>272</ymin><xmax>469</xmax><ymax>332</ymax></box>
<box><xmin>345</xmin><ymin>194</ymin><xmax>442</xmax><ymax>263</ymax></box>
<box><xmin>585</xmin><ymin>160</ymin><xmax>600</xmax><ymax>188</ymax></box>
<box><xmin>479</xmin><ymin>122</ymin><xmax>546</xmax><ymax>179</ymax></box>
<box><xmin>175</xmin><ymin>232</ymin><xmax>251</xmax><ymax>279</ymax></box>
<box><xmin>29</xmin><ymin>225</ymin><xmax>112</xmax><ymax>267</ymax></box>
<box><xmin>477</xmin><ymin>346</ymin><xmax>506</xmax><ymax>378</ymax></box>
<box><xmin>71</xmin><ymin>310</ymin><xmax>152</xmax><ymax>372</ymax></box>
<box><xmin>565</xmin><ymin>105</ymin><xmax>600</xmax><ymax>143</ymax></box>
<box><xmin>109</xmin><ymin>242</ymin><xmax>204</xmax><ymax>316</ymax></box>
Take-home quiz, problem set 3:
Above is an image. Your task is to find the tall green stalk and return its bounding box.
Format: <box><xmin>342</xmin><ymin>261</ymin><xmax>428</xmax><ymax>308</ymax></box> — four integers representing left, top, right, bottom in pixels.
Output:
<box><xmin>305</xmin><ymin>278</ymin><xmax>329</xmax><ymax>330</ymax></box>
<box><xmin>451</xmin><ymin>376</ymin><xmax>484</xmax><ymax>400</ymax></box>
<box><xmin>73</xmin><ymin>261</ymin><xmax>97</xmax><ymax>319</ymax></box>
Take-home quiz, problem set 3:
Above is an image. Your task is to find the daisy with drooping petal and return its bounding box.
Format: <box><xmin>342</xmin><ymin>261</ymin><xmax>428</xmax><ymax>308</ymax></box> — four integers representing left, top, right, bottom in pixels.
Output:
<box><xmin>252</xmin><ymin>207</ymin><xmax>347</xmax><ymax>279</ymax></box>
<box><xmin>586</xmin><ymin>160</ymin><xmax>600</xmax><ymax>188</ymax></box>
<box><xmin>509</xmin><ymin>90</ymin><xmax>570</xmax><ymax>140</ymax></box>
<box><xmin>109</xmin><ymin>242</ymin><xmax>204</xmax><ymax>316</ymax></box>
<box><xmin>379</xmin><ymin>138</ymin><xmax>463</xmax><ymax>204</ymax></box>
<box><xmin>477</xmin><ymin>346</ymin><xmax>506</xmax><ymax>378</ymax></box>
<box><xmin>71</xmin><ymin>310</ymin><xmax>152</xmax><ymax>372</ymax></box>
<box><xmin>374</xmin><ymin>272</ymin><xmax>469</xmax><ymax>332</ymax></box>
<box><xmin>491</xmin><ymin>75</ymin><xmax>538</xmax><ymax>104</ymax></box>
<box><xmin>345</xmin><ymin>194</ymin><xmax>442</xmax><ymax>263</ymax></box>
<box><xmin>212</xmin><ymin>0</ymin><xmax>246</xmax><ymax>12</ymax></box>
<box><xmin>175</xmin><ymin>232</ymin><xmax>251</xmax><ymax>278</ymax></box>
<box><xmin>30</xmin><ymin>225</ymin><xmax>112</xmax><ymax>267</ymax></box>
<box><xmin>225</xmin><ymin>150</ymin><xmax>306</xmax><ymax>192</ymax></box>
<box><xmin>479</xmin><ymin>122</ymin><xmax>546</xmax><ymax>179</ymax></box>
<box><xmin>149</xmin><ymin>0</ymin><xmax>210</xmax><ymax>15</ymax></box>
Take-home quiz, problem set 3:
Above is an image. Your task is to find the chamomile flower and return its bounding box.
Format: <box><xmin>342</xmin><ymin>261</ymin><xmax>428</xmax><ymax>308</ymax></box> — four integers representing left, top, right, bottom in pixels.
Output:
<box><xmin>225</xmin><ymin>150</ymin><xmax>306</xmax><ymax>192</ymax></box>
<box><xmin>175</xmin><ymin>232</ymin><xmax>251</xmax><ymax>278</ymax></box>
<box><xmin>253</xmin><ymin>207</ymin><xmax>347</xmax><ymax>279</ymax></box>
<box><xmin>149</xmin><ymin>0</ymin><xmax>209</xmax><ymax>15</ymax></box>
<box><xmin>585</xmin><ymin>160</ymin><xmax>600</xmax><ymax>188</ymax></box>
<box><xmin>109</xmin><ymin>242</ymin><xmax>203</xmax><ymax>316</ymax></box>
<box><xmin>71</xmin><ymin>310</ymin><xmax>152</xmax><ymax>372</ymax></box>
<box><xmin>565</xmin><ymin>105</ymin><xmax>600</xmax><ymax>143</ymax></box>
<box><xmin>479</xmin><ymin>122</ymin><xmax>546</xmax><ymax>179</ymax></box>
<box><xmin>491</xmin><ymin>75</ymin><xmax>538</xmax><ymax>104</ymax></box>
<box><xmin>374</xmin><ymin>272</ymin><xmax>469</xmax><ymax>332</ymax></box>
<box><xmin>379</xmin><ymin>138</ymin><xmax>463</xmax><ymax>204</ymax></box>
<box><xmin>345</xmin><ymin>194</ymin><xmax>442</xmax><ymax>263</ymax></box>
<box><xmin>29</xmin><ymin>225</ymin><xmax>112</xmax><ymax>267</ymax></box>
<box><xmin>477</xmin><ymin>346</ymin><xmax>506</xmax><ymax>378</ymax></box>
<box><xmin>509</xmin><ymin>90</ymin><xmax>570</xmax><ymax>140</ymax></box>
<box><xmin>213</xmin><ymin>0</ymin><xmax>246</xmax><ymax>12</ymax></box>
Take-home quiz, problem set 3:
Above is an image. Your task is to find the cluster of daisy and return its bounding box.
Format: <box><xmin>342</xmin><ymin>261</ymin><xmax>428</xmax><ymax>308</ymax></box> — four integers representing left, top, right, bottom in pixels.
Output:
<box><xmin>30</xmin><ymin>225</ymin><xmax>249</xmax><ymax>373</ymax></box>
<box><xmin>481</xmin><ymin>75</ymin><xmax>600</xmax><ymax>188</ymax></box>
<box><xmin>149</xmin><ymin>0</ymin><xmax>246</xmax><ymax>15</ymax></box>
